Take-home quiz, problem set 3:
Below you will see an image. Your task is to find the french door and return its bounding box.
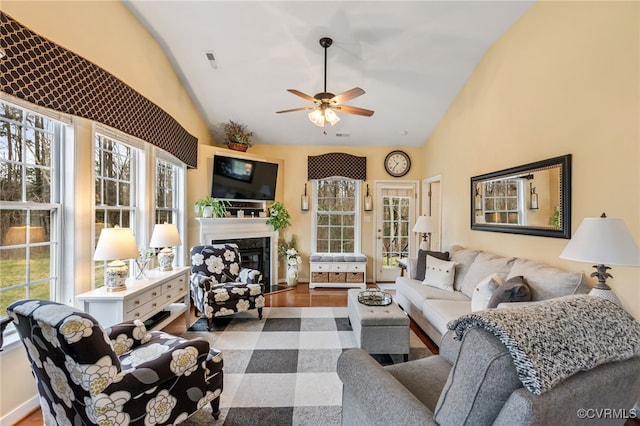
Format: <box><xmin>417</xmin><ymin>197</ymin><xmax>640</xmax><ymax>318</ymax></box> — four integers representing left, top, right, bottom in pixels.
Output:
<box><xmin>374</xmin><ymin>181</ymin><xmax>418</xmax><ymax>282</ymax></box>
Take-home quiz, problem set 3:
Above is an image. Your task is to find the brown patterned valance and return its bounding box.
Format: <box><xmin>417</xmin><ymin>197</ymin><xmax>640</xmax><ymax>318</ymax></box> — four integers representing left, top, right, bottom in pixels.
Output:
<box><xmin>0</xmin><ymin>13</ymin><xmax>198</xmax><ymax>168</ymax></box>
<box><xmin>308</xmin><ymin>153</ymin><xmax>367</xmax><ymax>180</ymax></box>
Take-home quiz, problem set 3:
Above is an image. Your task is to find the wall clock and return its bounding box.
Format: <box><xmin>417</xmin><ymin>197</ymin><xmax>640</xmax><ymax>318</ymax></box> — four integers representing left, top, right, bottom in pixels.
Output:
<box><xmin>384</xmin><ymin>150</ymin><xmax>411</xmax><ymax>177</ymax></box>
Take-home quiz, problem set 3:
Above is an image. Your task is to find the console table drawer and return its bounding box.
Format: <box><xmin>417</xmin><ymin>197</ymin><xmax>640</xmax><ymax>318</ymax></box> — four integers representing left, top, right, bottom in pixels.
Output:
<box><xmin>162</xmin><ymin>275</ymin><xmax>186</xmax><ymax>294</ymax></box>
<box><xmin>310</xmin><ymin>263</ymin><xmax>330</xmax><ymax>272</ymax></box>
<box><xmin>125</xmin><ymin>287</ymin><xmax>161</xmax><ymax>314</ymax></box>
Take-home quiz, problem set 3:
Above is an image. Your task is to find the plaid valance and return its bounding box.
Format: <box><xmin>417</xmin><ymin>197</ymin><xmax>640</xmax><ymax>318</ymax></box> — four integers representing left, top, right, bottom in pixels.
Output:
<box><xmin>0</xmin><ymin>13</ymin><xmax>198</xmax><ymax>168</ymax></box>
<box><xmin>307</xmin><ymin>153</ymin><xmax>367</xmax><ymax>180</ymax></box>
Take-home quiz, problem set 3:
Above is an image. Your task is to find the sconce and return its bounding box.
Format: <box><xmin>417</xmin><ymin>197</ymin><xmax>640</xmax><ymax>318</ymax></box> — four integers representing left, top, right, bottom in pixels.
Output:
<box><xmin>364</xmin><ymin>184</ymin><xmax>373</xmax><ymax>211</ymax></box>
<box><xmin>301</xmin><ymin>183</ymin><xmax>309</xmax><ymax>211</ymax></box>
<box><xmin>530</xmin><ymin>182</ymin><xmax>539</xmax><ymax>210</ymax></box>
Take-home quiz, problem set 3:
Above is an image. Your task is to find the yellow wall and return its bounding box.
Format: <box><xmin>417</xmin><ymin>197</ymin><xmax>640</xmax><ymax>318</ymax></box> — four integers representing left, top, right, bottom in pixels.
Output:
<box><xmin>422</xmin><ymin>1</ymin><xmax>640</xmax><ymax>318</ymax></box>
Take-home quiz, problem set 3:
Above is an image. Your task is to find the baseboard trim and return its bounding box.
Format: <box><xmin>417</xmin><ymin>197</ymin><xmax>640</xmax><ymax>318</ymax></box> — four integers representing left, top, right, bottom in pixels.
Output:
<box><xmin>0</xmin><ymin>395</ymin><xmax>39</xmax><ymax>426</ymax></box>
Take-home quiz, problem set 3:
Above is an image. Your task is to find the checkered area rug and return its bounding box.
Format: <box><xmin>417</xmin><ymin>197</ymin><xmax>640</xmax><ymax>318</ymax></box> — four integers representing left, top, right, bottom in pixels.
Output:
<box><xmin>179</xmin><ymin>306</ymin><xmax>431</xmax><ymax>426</ymax></box>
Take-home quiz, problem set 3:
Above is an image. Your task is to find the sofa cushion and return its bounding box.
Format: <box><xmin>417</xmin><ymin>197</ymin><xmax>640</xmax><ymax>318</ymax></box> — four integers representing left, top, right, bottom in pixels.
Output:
<box><xmin>506</xmin><ymin>258</ymin><xmax>586</xmax><ymax>301</ymax></box>
<box><xmin>471</xmin><ymin>273</ymin><xmax>502</xmax><ymax>312</ymax></box>
<box><xmin>460</xmin><ymin>252</ymin><xmax>515</xmax><ymax>298</ymax></box>
<box><xmin>434</xmin><ymin>328</ymin><xmax>522</xmax><ymax>426</ymax></box>
<box><xmin>422</xmin><ymin>299</ymin><xmax>471</xmax><ymax>337</ymax></box>
<box><xmin>422</xmin><ymin>256</ymin><xmax>456</xmax><ymax>292</ymax></box>
<box><xmin>449</xmin><ymin>246</ymin><xmax>481</xmax><ymax>292</ymax></box>
<box><xmin>415</xmin><ymin>250</ymin><xmax>450</xmax><ymax>281</ymax></box>
<box><xmin>396</xmin><ymin>277</ymin><xmax>469</xmax><ymax>310</ymax></box>
<box><xmin>487</xmin><ymin>276</ymin><xmax>531</xmax><ymax>308</ymax></box>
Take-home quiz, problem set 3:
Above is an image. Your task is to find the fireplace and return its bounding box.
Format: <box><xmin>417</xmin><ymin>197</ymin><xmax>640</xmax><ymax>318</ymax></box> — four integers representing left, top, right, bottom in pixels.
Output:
<box><xmin>197</xmin><ymin>218</ymin><xmax>279</xmax><ymax>292</ymax></box>
<box><xmin>211</xmin><ymin>236</ymin><xmax>273</xmax><ymax>292</ymax></box>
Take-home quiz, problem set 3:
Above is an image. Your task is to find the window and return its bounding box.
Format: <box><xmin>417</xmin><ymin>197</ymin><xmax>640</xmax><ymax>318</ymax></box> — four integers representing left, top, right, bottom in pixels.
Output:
<box><xmin>314</xmin><ymin>178</ymin><xmax>360</xmax><ymax>253</ymax></box>
<box><xmin>94</xmin><ymin>133</ymin><xmax>137</xmax><ymax>288</ymax></box>
<box><xmin>0</xmin><ymin>101</ymin><xmax>62</xmax><ymax>316</ymax></box>
<box><xmin>381</xmin><ymin>195</ymin><xmax>411</xmax><ymax>266</ymax></box>
<box><xmin>155</xmin><ymin>157</ymin><xmax>179</xmax><ymax>224</ymax></box>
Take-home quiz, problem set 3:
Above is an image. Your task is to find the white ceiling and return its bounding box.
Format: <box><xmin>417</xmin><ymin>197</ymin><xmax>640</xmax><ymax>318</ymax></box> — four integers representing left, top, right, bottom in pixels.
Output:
<box><xmin>123</xmin><ymin>1</ymin><xmax>533</xmax><ymax>147</ymax></box>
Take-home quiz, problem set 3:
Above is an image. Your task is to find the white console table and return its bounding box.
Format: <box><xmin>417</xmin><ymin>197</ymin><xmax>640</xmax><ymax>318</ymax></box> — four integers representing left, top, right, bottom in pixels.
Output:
<box><xmin>76</xmin><ymin>267</ymin><xmax>190</xmax><ymax>330</ymax></box>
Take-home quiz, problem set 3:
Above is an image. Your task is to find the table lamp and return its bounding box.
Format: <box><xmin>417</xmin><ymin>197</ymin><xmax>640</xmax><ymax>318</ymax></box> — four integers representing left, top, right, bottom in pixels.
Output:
<box><xmin>413</xmin><ymin>216</ymin><xmax>435</xmax><ymax>251</ymax></box>
<box><xmin>560</xmin><ymin>213</ymin><xmax>640</xmax><ymax>305</ymax></box>
<box><xmin>149</xmin><ymin>223</ymin><xmax>182</xmax><ymax>271</ymax></box>
<box><xmin>93</xmin><ymin>226</ymin><xmax>139</xmax><ymax>291</ymax></box>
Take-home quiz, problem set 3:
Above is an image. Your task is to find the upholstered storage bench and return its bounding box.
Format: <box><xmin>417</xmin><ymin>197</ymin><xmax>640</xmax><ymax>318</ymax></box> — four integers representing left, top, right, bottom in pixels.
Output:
<box><xmin>347</xmin><ymin>288</ymin><xmax>410</xmax><ymax>361</ymax></box>
<box><xmin>309</xmin><ymin>253</ymin><xmax>367</xmax><ymax>289</ymax></box>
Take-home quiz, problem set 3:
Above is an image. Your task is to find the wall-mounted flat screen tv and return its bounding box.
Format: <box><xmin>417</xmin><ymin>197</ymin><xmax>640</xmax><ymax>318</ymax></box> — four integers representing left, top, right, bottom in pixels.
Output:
<box><xmin>211</xmin><ymin>154</ymin><xmax>278</xmax><ymax>202</ymax></box>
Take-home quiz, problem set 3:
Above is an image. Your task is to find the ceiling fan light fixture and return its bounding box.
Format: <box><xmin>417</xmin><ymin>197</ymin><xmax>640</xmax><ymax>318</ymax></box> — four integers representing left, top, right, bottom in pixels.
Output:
<box><xmin>308</xmin><ymin>108</ymin><xmax>340</xmax><ymax>127</ymax></box>
<box><xmin>308</xmin><ymin>109</ymin><xmax>326</xmax><ymax>127</ymax></box>
<box><xmin>324</xmin><ymin>108</ymin><xmax>340</xmax><ymax>126</ymax></box>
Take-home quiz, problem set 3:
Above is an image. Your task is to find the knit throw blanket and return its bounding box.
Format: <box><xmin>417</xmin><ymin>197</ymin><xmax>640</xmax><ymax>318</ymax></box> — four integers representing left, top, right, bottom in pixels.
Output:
<box><xmin>447</xmin><ymin>295</ymin><xmax>640</xmax><ymax>395</ymax></box>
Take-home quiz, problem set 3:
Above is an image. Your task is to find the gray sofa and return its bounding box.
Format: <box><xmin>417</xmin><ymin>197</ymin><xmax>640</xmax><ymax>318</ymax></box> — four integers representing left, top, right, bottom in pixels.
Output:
<box><xmin>338</xmin><ymin>311</ymin><xmax>640</xmax><ymax>426</ymax></box>
<box><xmin>395</xmin><ymin>245</ymin><xmax>589</xmax><ymax>343</ymax></box>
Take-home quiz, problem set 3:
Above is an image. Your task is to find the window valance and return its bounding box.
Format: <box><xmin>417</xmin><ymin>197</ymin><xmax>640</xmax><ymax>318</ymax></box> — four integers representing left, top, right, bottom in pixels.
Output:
<box><xmin>0</xmin><ymin>13</ymin><xmax>198</xmax><ymax>168</ymax></box>
<box><xmin>307</xmin><ymin>153</ymin><xmax>367</xmax><ymax>180</ymax></box>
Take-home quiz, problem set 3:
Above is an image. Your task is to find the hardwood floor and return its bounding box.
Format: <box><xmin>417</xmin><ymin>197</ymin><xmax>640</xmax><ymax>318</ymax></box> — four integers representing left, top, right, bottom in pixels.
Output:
<box><xmin>14</xmin><ymin>283</ymin><xmax>437</xmax><ymax>425</ymax></box>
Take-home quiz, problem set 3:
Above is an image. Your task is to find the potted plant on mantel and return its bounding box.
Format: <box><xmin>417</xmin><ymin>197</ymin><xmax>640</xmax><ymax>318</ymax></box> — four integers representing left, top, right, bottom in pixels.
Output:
<box><xmin>195</xmin><ymin>196</ymin><xmax>230</xmax><ymax>218</ymax></box>
<box><xmin>220</xmin><ymin>120</ymin><xmax>254</xmax><ymax>152</ymax></box>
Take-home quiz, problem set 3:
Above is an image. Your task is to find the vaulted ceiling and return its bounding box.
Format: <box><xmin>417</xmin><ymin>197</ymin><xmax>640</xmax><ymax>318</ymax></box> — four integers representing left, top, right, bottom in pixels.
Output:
<box><xmin>124</xmin><ymin>1</ymin><xmax>533</xmax><ymax>147</ymax></box>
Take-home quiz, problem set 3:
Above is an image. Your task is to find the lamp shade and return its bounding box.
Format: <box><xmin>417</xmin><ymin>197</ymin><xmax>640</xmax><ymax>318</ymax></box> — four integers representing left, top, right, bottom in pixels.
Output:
<box><xmin>149</xmin><ymin>223</ymin><xmax>182</xmax><ymax>248</ymax></box>
<box><xmin>413</xmin><ymin>216</ymin><xmax>435</xmax><ymax>234</ymax></box>
<box><xmin>93</xmin><ymin>227</ymin><xmax>139</xmax><ymax>261</ymax></box>
<box><xmin>560</xmin><ymin>216</ymin><xmax>640</xmax><ymax>267</ymax></box>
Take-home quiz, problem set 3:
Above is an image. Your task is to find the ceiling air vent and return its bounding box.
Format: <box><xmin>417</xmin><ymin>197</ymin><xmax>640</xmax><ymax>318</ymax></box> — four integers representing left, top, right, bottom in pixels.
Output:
<box><xmin>205</xmin><ymin>51</ymin><xmax>217</xmax><ymax>69</ymax></box>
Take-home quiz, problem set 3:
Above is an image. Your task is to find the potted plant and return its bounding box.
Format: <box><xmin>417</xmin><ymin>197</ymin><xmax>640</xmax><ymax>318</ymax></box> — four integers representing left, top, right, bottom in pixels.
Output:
<box><xmin>195</xmin><ymin>196</ymin><xmax>230</xmax><ymax>218</ymax></box>
<box><xmin>266</xmin><ymin>201</ymin><xmax>291</xmax><ymax>231</ymax></box>
<box><xmin>219</xmin><ymin>120</ymin><xmax>254</xmax><ymax>152</ymax></box>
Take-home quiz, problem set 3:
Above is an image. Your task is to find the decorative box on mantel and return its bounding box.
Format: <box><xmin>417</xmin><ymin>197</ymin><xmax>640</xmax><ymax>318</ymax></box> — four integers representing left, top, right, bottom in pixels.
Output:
<box><xmin>196</xmin><ymin>218</ymin><xmax>279</xmax><ymax>290</ymax></box>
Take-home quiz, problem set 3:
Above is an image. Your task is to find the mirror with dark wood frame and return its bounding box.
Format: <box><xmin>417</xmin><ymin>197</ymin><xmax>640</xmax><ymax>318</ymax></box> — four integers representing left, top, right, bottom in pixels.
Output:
<box><xmin>470</xmin><ymin>154</ymin><xmax>571</xmax><ymax>238</ymax></box>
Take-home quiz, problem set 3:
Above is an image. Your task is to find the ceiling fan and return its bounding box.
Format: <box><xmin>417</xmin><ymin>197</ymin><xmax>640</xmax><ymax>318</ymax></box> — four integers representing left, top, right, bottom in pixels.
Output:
<box><xmin>276</xmin><ymin>37</ymin><xmax>374</xmax><ymax>129</ymax></box>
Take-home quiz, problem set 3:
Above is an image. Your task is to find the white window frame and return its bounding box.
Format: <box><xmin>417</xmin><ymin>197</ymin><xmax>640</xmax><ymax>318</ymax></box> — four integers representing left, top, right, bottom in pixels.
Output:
<box><xmin>312</xmin><ymin>177</ymin><xmax>361</xmax><ymax>254</ymax></box>
<box><xmin>0</xmin><ymin>97</ymin><xmax>69</xmax><ymax>343</ymax></box>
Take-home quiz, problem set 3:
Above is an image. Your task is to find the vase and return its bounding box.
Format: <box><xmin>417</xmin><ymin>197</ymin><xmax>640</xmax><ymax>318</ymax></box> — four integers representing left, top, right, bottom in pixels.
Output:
<box><xmin>227</xmin><ymin>142</ymin><xmax>248</xmax><ymax>152</ymax></box>
<box><xmin>286</xmin><ymin>265</ymin><xmax>298</xmax><ymax>287</ymax></box>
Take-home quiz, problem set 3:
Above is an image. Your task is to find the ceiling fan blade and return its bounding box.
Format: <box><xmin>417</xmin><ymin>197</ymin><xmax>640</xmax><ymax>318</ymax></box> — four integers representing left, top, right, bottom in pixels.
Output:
<box><xmin>276</xmin><ymin>106</ymin><xmax>315</xmax><ymax>114</ymax></box>
<box><xmin>334</xmin><ymin>105</ymin><xmax>375</xmax><ymax>117</ymax></box>
<box><xmin>287</xmin><ymin>89</ymin><xmax>318</xmax><ymax>103</ymax></box>
<box><xmin>331</xmin><ymin>87</ymin><xmax>365</xmax><ymax>104</ymax></box>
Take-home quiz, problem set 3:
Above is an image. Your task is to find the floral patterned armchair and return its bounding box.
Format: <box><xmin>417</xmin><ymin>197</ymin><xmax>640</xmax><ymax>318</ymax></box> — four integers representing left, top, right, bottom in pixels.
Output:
<box><xmin>7</xmin><ymin>299</ymin><xmax>223</xmax><ymax>425</ymax></box>
<box><xmin>190</xmin><ymin>244</ymin><xmax>265</xmax><ymax>330</ymax></box>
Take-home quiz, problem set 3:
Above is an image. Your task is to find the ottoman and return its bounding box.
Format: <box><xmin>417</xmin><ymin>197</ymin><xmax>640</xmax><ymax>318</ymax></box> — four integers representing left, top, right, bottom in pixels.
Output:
<box><xmin>347</xmin><ymin>288</ymin><xmax>410</xmax><ymax>362</ymax></box>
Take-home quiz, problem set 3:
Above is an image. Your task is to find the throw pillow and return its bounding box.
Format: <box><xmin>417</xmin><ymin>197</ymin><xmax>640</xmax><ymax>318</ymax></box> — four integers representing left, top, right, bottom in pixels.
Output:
<box><xmin>415</xmin><ymin>249</ymin><xmax>450</xmax><ymax>281</ymax></box>
<box><xmin>487</xmin><ymin>276</ymin><xmax>531</xmax><ymax>308</ymax></box>
<box><xmin>422</xmin><ymin>255</ymin><xmax>456</xmax><ymax>292</ymax></box>
<box><xmin>471</xmin><ymin>273</ymin><xmax>503</xmax><ymax>312</ymax></box>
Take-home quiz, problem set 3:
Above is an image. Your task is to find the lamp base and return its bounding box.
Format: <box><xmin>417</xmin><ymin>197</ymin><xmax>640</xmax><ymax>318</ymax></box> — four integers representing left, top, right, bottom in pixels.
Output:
<box><xmin>157</xmin><ymin>247</ymin><xmax>175</xmax><ymax>271</ymax></box>
<box><xmin>589</xmin><ymin>287</ymin><xmax>621</xmax><ymax>305</ymax></box>
<box><xmin>105</xmin><ymin>260</ymin><xmax>128</xmax><ymax>292</ymax></box>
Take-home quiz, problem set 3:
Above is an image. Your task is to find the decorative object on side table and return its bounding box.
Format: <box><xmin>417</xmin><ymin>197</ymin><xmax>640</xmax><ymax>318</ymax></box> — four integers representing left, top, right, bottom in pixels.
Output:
<box><xmin>413</xmin><ymin>215</ymin><xmax>435</xmax><ymax>250</ymax></box>
<box><xmin>560</xmin><ymin>212</ymin><xmax>640</xmax><ymax>305</ymax></box>
<box><xmin>149</xmin><ymin>223</ymin><xmax>182</xmax><ymax>271</ymax></box>
<box><xmin>134</xmin><ymin>248</ymin><xmax>155</xmax><ymax>279</ymax></box>
<box><xmin>219</xmin><ymin>120</ymin><xmax>253</xmax><ymax>151</ymax></box>
<box><xmin>93</xmin><ymin>226</ymin><xmax>139</xmax><ymax>291</ymax></box>
<box><xmin>286</xmin><ymin>248</ymin><xmax>302</xmax><ymax>286</ymax></box>
<box><xmin>267</xmin><ymin>201</ymin><xmax>291</xmax><ymax>231</ymax></box>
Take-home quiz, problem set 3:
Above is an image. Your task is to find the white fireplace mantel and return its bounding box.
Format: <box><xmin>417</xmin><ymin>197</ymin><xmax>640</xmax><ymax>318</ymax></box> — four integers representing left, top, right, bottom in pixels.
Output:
<box><xmin>196</xmin><ymin>218</ymin><xmax>279</xmax><ymax>288</ymax></box>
